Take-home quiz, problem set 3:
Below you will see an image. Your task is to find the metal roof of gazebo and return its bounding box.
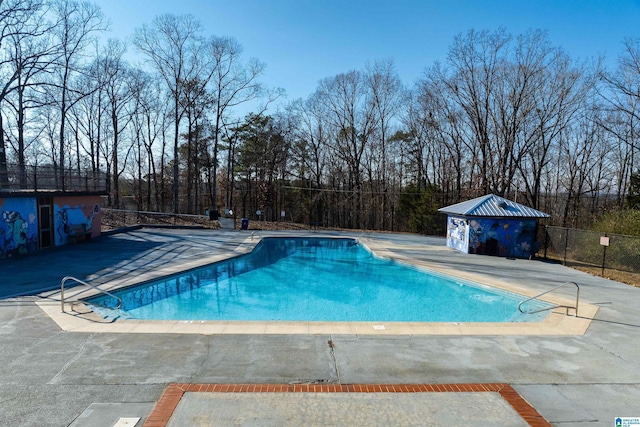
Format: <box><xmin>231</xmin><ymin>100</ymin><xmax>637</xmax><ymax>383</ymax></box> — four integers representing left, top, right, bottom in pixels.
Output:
<box><xmin>438</xmin><ymin>194</ymin><xmax>549</xmax><ymax>218</ymax></box>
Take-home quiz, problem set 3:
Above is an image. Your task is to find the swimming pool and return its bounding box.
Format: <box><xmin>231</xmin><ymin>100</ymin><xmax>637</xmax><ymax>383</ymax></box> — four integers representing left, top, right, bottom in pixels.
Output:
<box><xmin>87</xmin><ymin>237</ymin><xmax>550</xmax><ymax>322</ymax></box>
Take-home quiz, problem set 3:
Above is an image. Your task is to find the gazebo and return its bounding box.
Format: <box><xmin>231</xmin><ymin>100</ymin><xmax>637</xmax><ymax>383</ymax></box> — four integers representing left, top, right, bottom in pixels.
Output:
<box><xmin>438</xmin><ymin>194</ymin><xmax>549</xmax><ymax>258</ymax></box>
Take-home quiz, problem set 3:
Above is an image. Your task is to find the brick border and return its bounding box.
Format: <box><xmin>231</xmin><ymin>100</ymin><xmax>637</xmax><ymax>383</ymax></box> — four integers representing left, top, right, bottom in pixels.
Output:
<box><xmin>143</xmin><ymin>383</ymin><xmax>551</xmax><ymax>427</ymax></box>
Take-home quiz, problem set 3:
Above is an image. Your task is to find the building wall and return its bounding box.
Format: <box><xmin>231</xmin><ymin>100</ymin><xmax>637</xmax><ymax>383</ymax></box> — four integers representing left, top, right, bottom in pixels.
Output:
<box><xmin>0</xmin><ymin>197</ymin><xmax>38</xmax><ymax>258</ymax></box>
<box><xmin>53</xmin><ymin>196</ymin><xmax>101</xmax><ymax>246</ymax></box>
<box><xmin>446</xmin><ymin>216</ymin><xmax>469</xmax><ymax>254</ymax></box>
<box><xmin>468</xmin><ymin>217</ymin><xmax>537</xmax><ymax>258</ymax></box>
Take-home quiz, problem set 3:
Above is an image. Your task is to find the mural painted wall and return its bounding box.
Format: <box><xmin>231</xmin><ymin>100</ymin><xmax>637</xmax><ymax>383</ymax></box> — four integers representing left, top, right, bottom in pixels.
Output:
<box><xmin>468</xmin><ymin>218</ymin><xmax>538</xmax><ymax>258</ymax></box>
<box><xmin>446</xmin><ymin>216</ymin><xmax>469</xmax><ymax>254</ymax></box>
<box><xmin>0</xmin><ymin>197</ymin><xmax>38</xmax><ymax>258</ymax></box>
<box><xmin>53</xmin><ymin>196</ymin><xmax>101</xmax><ymax>246</ymax></box>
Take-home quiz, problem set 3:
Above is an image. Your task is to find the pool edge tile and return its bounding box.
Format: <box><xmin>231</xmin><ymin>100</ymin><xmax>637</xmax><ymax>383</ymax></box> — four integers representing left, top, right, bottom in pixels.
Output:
<box><xmin>264</xmin><ymin>321</ymin><xmax>310</xmax><ymax>334</ymax></box>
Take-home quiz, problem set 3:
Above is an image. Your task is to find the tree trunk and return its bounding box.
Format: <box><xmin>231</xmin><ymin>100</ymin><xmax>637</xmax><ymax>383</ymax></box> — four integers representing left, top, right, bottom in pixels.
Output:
<box><xmin>0</xmin><ymin>113</ymin><xmax>8</xmax><ymax>188</ymax></box>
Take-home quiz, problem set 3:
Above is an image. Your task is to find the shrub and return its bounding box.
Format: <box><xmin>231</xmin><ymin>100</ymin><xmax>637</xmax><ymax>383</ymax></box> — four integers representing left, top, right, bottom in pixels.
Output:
<box><xmin>398</xmin><ymin>184</ymin><xmax>444</xmax><ymax>235</ymax></box>
<box><xmin>590</xmin><ymin>210</ymin><xmax>640</xmax><ymax>237</ymax></box>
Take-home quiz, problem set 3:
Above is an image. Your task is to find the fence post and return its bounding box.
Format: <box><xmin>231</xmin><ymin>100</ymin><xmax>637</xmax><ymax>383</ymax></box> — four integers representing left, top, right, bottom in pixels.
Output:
<box><xmin>544</xmin><ymin>225</ymin><xmax>548</xmax><ymax>259</ymax></box>
<box><xmin>601</xmin><ymin>233</ymin><xmax>607</xmax><ymax>277</ymax></box>
<box><xmin>563</xmin><ymin>229</ymin><xmax>569</xmax><ymax>266</ymax></box>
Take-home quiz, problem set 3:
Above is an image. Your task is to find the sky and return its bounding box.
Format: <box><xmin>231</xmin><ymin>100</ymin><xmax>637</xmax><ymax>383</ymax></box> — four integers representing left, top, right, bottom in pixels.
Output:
<box><xmin>95</xmin><ymin>0</ymin><xmax>640</xmax><ymax>108</ymax></box>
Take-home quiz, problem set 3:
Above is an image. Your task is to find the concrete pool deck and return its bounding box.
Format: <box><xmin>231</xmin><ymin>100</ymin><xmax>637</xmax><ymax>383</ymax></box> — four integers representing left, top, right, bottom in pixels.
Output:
<box><xmin>1</xmin><ymin>228</ymin><xmax>640</xmax><ymax>426</ymax></box>
<box><xmin>36</xmin><ymin>233</ymin><xmax>597</xmax><ymax>337</ymax></box>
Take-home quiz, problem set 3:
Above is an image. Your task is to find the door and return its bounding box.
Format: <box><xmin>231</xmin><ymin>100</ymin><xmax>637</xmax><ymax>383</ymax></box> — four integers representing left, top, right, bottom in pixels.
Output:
<box><xmin>38</xmin><ymin>198</ymin><xmax>53</xmax><ymax>249</ymax></box>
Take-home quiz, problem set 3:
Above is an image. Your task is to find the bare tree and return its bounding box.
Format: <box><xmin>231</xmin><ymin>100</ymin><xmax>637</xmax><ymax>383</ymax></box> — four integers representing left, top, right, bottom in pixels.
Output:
<box><xmin>180</xmin><ymin>76</ymin><xmax>212</xmax><ymax>213</ymax></box>
<box><xmin>0</xmin><ymin>0</ymin><xmax>47</xmax><ymax>187</ymax></box>
<box><xmin>365</xmin><ymin>58</ymin><xmax>403</xmax><ymax>228</ymax></box>
<box><xmin>444</xmin><ymin>28</ymin><xmax>511</xmax><ymax>195</ymax></box>
<box><xmin>126</xmin><ymin>71</ymin><xmax>164</xmax><ymax>210</ymax></box>
<box><xmin>414</xmin><ymin>67</ymin><xmax>472</xmax><ymax>200</ymax></box>
<box><xmin>517</xmin><ymin>49</ymin><xmax>592</xmax><ymax>210</ymax></box>
<box><xmin>72</xmin><ymin>45</ymin><xmax>106</xmax><ymax>177</ymax></box>
<box><xmin>599</xmin><ymin>37</ymin><xmax>640</xmax><ymax>152</ymax></box>
<box><xmin>99</xmin><ymin>39</ymin><xmax>136</xmax><ymax>208</ymax></box>
<box><xmin>48</xmin><ymin>0</ymin><xmax>105</xmax><ymax>189</ymax></box>
<box><xmin>315</xmin><ymin>70</ymin><xmax>377</xmax><ymax>228</ymax></box>
<box><xmin>4</xmin><ymin>9</ymin><xmax>57</xmax><ymax>187</ymax></box>
<box><xmin>205</xmin><ymin>36</ymin><xmax>268</xmax><ymax>212</ymax></box>
<box><xmin>289</xmin><ymin>95</ymin><xmax>329</xmax><ymax>222</ymax></box>
<box><xmin>598</xmin><ymin>38</ymin><xmax>640</xmax><ymax>207</ymax></box>
<box><xmin>133</xmin><ymin>13</ymin><xmax>203</xmax><ymax>213</ymax></box>
<box><xmin>557</xmin><ymin>106</ymin><xmax>612</xmax><ymax>226</ymax></box>
<box><xmin>598</xmin><ymin>108</ymin><xmax>637</xmax><ymax>206</ymax></box>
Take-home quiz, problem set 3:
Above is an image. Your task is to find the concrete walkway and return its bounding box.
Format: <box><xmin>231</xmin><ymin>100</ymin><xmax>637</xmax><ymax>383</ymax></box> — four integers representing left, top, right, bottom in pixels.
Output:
<box><xmin>1</xmin><ymin>228</ymin><xmax>639</xmax><ymax>426</ymax></box>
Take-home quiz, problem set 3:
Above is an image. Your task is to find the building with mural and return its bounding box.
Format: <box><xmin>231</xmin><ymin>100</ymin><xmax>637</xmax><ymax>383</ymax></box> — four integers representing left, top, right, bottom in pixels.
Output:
<box><xmin>0</xmin><ymin>166</ymin><xmax>106</xmax><ymax>258</ymax></box>
<box><xmin>438</xmin><ymin>194</ymin><xmax>550</xmax><ymax>259</ymax></box>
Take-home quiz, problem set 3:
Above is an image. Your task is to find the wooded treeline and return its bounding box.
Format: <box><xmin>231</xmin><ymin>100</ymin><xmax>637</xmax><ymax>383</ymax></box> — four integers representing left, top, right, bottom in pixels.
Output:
<box><xmin>1</xmin><ymin>1</ymin><xmax>639</xmax><ymax>232</ymax></box>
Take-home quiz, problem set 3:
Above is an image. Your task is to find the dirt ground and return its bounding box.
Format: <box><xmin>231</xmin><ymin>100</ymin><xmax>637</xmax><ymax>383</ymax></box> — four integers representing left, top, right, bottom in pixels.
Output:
<box><xmin>543</xmin><ymin>253</ymin><xmax>640</xmax><ymax>288</ymax></box>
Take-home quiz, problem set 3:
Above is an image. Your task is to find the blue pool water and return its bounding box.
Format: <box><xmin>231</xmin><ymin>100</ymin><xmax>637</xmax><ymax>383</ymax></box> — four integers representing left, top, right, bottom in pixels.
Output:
<box><xmin>88</xmin><ymin>237</ymin><xmax>550</xmax><ymax>322</ymax></box>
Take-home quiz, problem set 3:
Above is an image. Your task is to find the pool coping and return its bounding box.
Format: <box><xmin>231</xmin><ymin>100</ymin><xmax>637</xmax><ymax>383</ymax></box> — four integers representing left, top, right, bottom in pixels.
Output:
<box><xmin>36</xmin><ymin>233</ymin><xmax>598</xmax><ymax>336</ymax></box>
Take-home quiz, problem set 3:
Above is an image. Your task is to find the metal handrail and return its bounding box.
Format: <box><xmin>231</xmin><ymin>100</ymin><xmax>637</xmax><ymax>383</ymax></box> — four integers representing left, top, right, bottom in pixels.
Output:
<box><xmin>60</xmin><ymin>276</ymin><xmax>123</xmax><ymax>313</ymax></box>
<box><xmin>518</xmin><ymin>281</ymin><xmax>580</xmax><ymax>316</ymax></box>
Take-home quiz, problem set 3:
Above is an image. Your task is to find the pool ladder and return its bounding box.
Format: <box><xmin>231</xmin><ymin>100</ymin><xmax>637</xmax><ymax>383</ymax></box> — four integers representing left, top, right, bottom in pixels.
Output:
<box><xmin>60</xmin><ymin>276</ymin><xmax>123</xmax><ymax>313</ymax></box>
<box><xmin>518</xmin><ymin>281</ymin><xmax>580</xmax><ymax>316</ymax></box>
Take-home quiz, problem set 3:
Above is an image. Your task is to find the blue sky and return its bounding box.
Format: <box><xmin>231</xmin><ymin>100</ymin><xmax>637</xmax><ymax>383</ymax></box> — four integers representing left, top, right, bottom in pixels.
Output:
<box><xmin>96</xmin><ymin>0</ymin><xmax>640</xmax><ymax>104</ymax></box>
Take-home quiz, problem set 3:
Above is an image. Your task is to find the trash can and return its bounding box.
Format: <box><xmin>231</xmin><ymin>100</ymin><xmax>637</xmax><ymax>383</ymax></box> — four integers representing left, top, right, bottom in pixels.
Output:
<box><xmin>241</xmin><ymin>218</ymin><xmax>249</xmax><ymax>230</ymax></box>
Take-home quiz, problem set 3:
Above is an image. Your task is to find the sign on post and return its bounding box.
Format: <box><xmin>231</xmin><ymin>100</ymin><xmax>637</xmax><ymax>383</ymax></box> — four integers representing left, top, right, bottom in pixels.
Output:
<box><xmin>600</xmin><ymin>235</ymin><xmax>609</xmax><ymax>277</ymax></box>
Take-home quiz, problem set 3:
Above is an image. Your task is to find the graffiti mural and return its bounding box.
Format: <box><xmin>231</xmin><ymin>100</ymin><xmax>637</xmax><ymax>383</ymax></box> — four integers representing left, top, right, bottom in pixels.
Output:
<box><xmin>0</xmin><ymin>198</ymin><xmax>38</xmax><ymax>258</ymax></box>
<box><xmin>446</xmin><ymin>216</ymin><xmax>468</xmax><ymax>253</ymax></box>
<box><xmin>53</xmin><ymin>196</ymin><xmax>101</xmax><ymax>246</ymax></box>
<box><xmin>468</xmin><ymin>218</ymin><xmax>537</xmax><ymax>258</ymax></box>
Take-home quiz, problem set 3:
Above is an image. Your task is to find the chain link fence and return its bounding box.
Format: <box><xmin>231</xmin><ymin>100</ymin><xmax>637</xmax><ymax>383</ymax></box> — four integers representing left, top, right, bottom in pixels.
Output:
<box><xmin>542</xmin><ymin>225</ymin><xmax>640</xmax><ymax>285</ymax></box>
<box><xmin>0</xmin><ymin>163</ymin><xmax>107</xmax><ymax>192</ymax></box>
<box><xmin>101</xmin><ymin>208</ymin><xmax>220</xmax><ymax>230</ymax></box>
